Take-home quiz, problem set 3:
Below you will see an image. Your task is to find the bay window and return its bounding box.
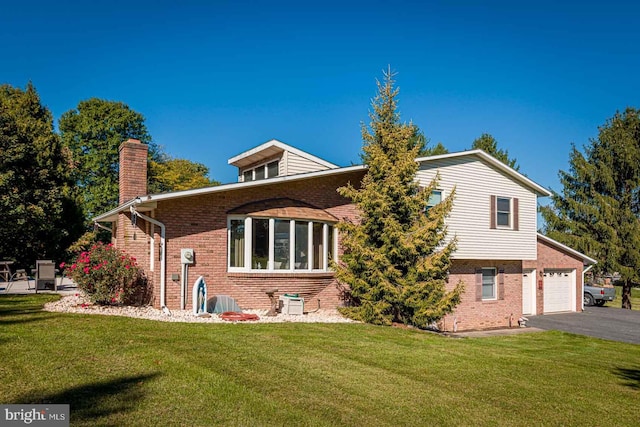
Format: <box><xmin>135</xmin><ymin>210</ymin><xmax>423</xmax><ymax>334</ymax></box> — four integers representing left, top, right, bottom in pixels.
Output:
<box><xmin>228</xmin><ymin>216</ymin><xmax>336</xmax><ymax>272</ymax></box>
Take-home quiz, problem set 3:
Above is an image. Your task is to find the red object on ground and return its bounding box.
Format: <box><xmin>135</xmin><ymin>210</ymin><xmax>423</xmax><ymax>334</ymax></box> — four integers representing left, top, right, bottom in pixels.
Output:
<box><xmin>220</xmin><ymin>311</ymin><xmax>260</xmax><ymax>321</ymax></box>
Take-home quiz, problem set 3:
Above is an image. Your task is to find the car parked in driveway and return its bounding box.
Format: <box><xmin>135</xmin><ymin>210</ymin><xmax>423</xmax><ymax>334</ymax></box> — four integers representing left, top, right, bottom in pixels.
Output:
<box><xmin>583</xmin><ymin>283</ymin><xmax>616</xmax><ymax>306</ymax></box>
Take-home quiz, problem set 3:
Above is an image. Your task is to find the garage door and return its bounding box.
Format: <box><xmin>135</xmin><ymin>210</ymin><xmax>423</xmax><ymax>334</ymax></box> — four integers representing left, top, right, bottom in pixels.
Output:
<box><xmin>543</xmin><ymin>270</ymin><xmax>574</xmax><ymax>313</ymax></box>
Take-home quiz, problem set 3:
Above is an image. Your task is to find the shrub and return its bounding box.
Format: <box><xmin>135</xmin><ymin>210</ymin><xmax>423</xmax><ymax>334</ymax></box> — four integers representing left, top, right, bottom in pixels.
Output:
<box><xmin>64</xmin><ymin>242</ymin><xmax>151</xmax><ymax>306</ymax></box>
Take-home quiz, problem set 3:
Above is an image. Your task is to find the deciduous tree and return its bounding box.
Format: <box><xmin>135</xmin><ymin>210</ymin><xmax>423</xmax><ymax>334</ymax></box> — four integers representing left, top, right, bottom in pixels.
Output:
<box><xmin>334</xmin><ymin>70</ymin><xmax>463</xmax><ymax>326</ymax></box>
<box><xmin>148</xmin><ymin>156</ymin><xmax>219</xmax><ymax>193</ymax></box>
<box><xmin>59</xmin><ymin>98</ymin><xmax>154</xmax><ymax>221</ymax></box>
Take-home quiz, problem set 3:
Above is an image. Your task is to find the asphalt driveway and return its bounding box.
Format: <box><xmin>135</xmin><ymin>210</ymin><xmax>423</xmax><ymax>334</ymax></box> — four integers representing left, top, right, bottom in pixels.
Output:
<box><xmin>527</xmin><ymin>306</ymin><xmax>640</xmax><ymax>345</ymax></box>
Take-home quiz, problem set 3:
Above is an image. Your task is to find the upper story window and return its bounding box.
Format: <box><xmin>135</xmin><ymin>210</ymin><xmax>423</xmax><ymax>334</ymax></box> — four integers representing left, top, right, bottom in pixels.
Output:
<box><xmin>426</xmin><ymin>190</ymin><xmax>443</xmax><ymax>210</ymax></box>
<box><xmin>228</xmin><ymin>216</ymin><xmax>336</xmax><ymax>272</ymax></box>
<box><xmin>242</xmin><ymin>160</ymin><xmax>280</xmax><ymax>182</ymax></box>
<box><xmin>496</xmin><ymin>197</ymin><xmax>511</xmax><ymax>227</ymax></box>
<box><xmin>490</xmin><ymin>195</ymin><xmax>519</xmax><ymax>230</ymax></box>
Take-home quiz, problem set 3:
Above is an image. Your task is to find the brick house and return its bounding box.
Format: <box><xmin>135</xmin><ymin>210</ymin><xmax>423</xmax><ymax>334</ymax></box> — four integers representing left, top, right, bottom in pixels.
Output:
<box><xmin>94</xmin><ymin>138</ymin><xmax>595</xmax><ymax>331</ymax></box>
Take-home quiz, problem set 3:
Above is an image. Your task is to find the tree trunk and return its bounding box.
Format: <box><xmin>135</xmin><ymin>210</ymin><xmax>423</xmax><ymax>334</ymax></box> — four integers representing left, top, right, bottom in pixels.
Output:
<box><xmin>621</xmin><ymin>279</ymin><xmax>632</xmax><ymax>310</ymax></box>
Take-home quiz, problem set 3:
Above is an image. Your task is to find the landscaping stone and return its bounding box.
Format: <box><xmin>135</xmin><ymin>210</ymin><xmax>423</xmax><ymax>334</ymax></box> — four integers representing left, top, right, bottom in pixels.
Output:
<box><xmin>43</xmin><ymin>293</ymin><xmax>357</xmax><ymax>324</ymax></box>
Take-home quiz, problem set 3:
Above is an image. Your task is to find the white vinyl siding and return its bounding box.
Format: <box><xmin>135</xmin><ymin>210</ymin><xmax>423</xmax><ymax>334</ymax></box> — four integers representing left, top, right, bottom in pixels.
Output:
<box><xmin>283</xmin><ymin>151</ymin><xmax>332</xmax><ymax>176</ymax></box>
<box><xmin>416</xmin><ymin>156</ymin><xmax>538</xmax><ymax>260</ymax></box>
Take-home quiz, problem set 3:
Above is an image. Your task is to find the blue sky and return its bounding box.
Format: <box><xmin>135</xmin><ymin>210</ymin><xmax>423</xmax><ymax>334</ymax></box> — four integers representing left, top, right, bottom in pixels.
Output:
<box><xmin>3</xmin><ymin>0</ymin><xmax>639</xmax><ymax>202</ymax></box>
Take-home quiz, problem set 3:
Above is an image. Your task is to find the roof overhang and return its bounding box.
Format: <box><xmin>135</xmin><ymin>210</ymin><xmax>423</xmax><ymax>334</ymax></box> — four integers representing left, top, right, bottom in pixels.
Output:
<box><xmin>228</xmin><ymin>139</ymin><xmax>338</xmax><ymax>169</ymax></box>
<box><xmin>93</xmin><ymin>165</ymin><xmax>366</xmax><ymax>222</ymax></box>
<box><xmin>537</xmin><ymin>233</ymin><xmax>598</xmax><ymax>265</ymax></box>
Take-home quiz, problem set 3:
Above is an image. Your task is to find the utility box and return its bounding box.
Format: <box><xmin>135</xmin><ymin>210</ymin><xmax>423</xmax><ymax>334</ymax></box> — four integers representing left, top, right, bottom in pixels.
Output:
<box><xmin>279</xmin><ymin>295</ymin><xmax>304</xmax><ymax>315</ymax></box>
<box><xmin>181</xmin><ymin>248</ymin><xmax>194</xmax><ymax>264</ymax></box>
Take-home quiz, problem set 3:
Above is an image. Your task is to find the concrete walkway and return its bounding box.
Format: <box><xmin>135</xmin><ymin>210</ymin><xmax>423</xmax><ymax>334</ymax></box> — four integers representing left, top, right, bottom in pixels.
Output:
<box><xmin>0</xmin><ymin>277</ymin><xmax>77</xmax><ymax>296</ymax></box>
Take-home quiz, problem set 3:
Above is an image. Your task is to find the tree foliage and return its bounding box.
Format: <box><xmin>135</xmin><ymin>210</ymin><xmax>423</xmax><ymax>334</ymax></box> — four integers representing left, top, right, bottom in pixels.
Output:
<box><xmin>59</xmin><ymin>98</ymin><xmax>154</xmax><ymax>221</ymax></box>
<box><xmin>471</xmin><ymin>133</ymin><xmax>519</xmax><ymax>170</ymax></box>
<box><xmin>541</xmin><ymin>107</ymin><xmax>640</xmax><ymax>309</ymax></box>
<box><xmin>423</xmin><ymin>141</ymin><xmax>449</xmax><ymax>156</ymax></box>
<box><xmin>0</xmin><ymin>83</ymin><xmax>83</xmax><ymax>268</ymax></box>
<box><xmin>148</xmin><ymin>156</ymin><xmax>220</xmax><ymax>193</ymax></box>
<box><xmin>60</xmin><ymin>98</ymin><xmax>219</xmax><ymax>221</ymax></box>
<box><xmin>334</xmin><ymin>71</ymin><xmax>463</xmax><ymax>326</ymax></box>
<box><xmin>413</xmin><ymin>130</ymin><xmax>449</xmax><ymax>156</ymax></box>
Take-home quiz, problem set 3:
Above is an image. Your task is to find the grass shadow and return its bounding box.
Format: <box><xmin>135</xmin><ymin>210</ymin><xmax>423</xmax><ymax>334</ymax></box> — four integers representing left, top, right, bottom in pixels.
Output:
<box><xmin>0</xmin><ymin>294</ymin><xmax>61</xmax><ymax>326</ymax></box>
<box><xmin>12</xmin><ymin>373</ymin><xmax>161</xmax><ymax>425</ymax></box>
<box><xmin>613</xmin><ymin>366</ymin><xmax>640</xmax><ymax>390</ymax></box>
<box><xmin>0</xmin><ymin>312</ymin><xmax>59</xmax><ymax>326</ymax></box>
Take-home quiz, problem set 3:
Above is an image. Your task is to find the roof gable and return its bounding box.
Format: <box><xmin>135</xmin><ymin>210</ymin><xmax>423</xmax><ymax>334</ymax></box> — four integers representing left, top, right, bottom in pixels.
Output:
<box><xmin>228</xmin><ymin>139</ymin><xmax>338</xmax><ymax>170</ymax></box>
<box><xmin>416</xmin><ymin>150</ymin><xmax>551</xmax><ymax>197</ymax></box>
<box><xmin>537</xmin><ymin>233</ymin><xmax>597</xmax><ymax>265</ymax></box>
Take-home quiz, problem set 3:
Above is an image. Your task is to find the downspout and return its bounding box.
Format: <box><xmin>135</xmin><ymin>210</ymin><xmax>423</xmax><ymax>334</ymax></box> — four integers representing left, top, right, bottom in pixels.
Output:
<box><xmin>582</xmin><ymin>265</ymin><xmax>594</xmax><ymax>311</ymax></box>
<box><xmin>130</xmin><ymin>203</ymin><xmax>167</xmax><ymax>311</ymax></box>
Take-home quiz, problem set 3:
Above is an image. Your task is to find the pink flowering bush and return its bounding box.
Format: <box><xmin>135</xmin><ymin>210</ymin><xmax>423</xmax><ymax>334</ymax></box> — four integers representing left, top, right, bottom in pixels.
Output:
<box><xmin>64</xmin><ymin>242</ymin><xmax>150</xmax><ymax>306</ymax></box>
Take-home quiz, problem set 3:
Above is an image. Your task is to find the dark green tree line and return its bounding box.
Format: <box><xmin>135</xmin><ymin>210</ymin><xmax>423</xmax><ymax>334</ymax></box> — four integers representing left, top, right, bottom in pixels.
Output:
<box><xmin>0</xmin><ymin>83</ymin><xmax>84</xmax><ymax>268</ymax></box>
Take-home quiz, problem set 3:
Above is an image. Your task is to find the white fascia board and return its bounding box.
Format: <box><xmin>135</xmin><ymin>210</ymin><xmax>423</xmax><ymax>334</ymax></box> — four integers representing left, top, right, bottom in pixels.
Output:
<box><xmin>416</xmin><ymin>149</ymin><xmax>552</xmax><ymax>197</ymax></box>
<box><xmin>537</xmin><ymin>233</ymin><xmax>598</xmax><ymax>265</ymax></box>
<box><xmin>228</xmin><ymin>139</ymin><xmax>338</xmax><ymax>169</ymax></box>
<box><xmin>93</xmin><ymin>199</ymin><xmax>138</xmax><ymax>222</ymax></box>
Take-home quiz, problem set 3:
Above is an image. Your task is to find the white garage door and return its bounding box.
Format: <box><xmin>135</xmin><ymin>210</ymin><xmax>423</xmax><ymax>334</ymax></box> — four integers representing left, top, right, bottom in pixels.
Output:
<box><xmin>543</xmin><ymin>270</ymin><xmax>574</xmax><ymax>313</ymax></box>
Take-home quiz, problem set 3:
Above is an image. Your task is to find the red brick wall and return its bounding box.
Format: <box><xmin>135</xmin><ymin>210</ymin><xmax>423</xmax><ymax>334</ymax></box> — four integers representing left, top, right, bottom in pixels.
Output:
<box><xmin>116</xmin><ymin>171</ymin><xmax>365</xmax><ymax>311</ymax></box>
<box><xmin>119</xmin><ymin>139</ymin><xmax>148</xmax><ymax>204</ymax></box>
<box><xmin>442</xmin><ymin>260</ymin><xmax>523</xmax><ymax>332</ymax></box>
<box><xmin>523</xmin><ymin>238</ymin><xmax>584</xmax><ymax>314</ymax></box>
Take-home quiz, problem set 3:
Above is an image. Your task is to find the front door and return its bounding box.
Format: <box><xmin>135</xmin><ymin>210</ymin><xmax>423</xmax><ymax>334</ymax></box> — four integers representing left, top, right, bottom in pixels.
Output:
<box><xmin>522</xmin><ymin>269</ymin><xmax>536</xmax><ymax>315</ymax></box>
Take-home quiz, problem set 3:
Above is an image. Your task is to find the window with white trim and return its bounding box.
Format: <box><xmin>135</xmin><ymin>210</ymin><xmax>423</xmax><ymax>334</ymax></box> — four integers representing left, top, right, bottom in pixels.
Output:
<box><xmin>426</xmin><ymin>190</ymin><xmax>443</xmax><ymax>210</ymax></box>
<box><xmin>228</xmin><ymin>216</ymin><xmax>336</xmax><ymax>272</ymax></box>
<box><xmin>482</xmin><ymin>267</ymin><xmax>496</xmax><ymax>300</ymax></box>
<box><xmin>496</xmin><ymin>197</ymin><xmax>511</xmax><ymax>227</ymax></box>
<box><xmin>490</xmin><ymin>195</ymin><xmax>519</xmax><ymax>231</ymax></box>
<box><xmin>242</xmin><ymin>160</ymin><xmax>280</xmax><ymax>182</ymax></box>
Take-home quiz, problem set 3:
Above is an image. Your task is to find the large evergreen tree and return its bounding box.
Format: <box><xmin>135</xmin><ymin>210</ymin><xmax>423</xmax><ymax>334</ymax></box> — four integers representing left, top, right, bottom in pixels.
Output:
<box><xmin>59</xmin><ymin>98</ymin><xmax>154</xmax><ymax>221</ymax></box>
<box><xmin>471</xmin><ymin>133</ymin><xmax>519</xmax><ymax>170</ymax></box>
<box><xmin>0</xmin><ymin>83</ymin><xmax>83</xmax><ymax>268</ymax></box>
<box><xmin>541</xmin><ymin>108</ymin><xmax>640</xmax><ymax>309</ymax></box>
<box><xmin>334</xmin><ymin>71</ymin><xmax>463</xmax><ymax>326</ymax></box>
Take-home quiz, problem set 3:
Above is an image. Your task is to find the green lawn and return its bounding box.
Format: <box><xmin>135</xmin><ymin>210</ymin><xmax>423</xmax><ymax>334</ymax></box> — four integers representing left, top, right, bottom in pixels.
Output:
<box><xmin>1</xmin><ymin>295</ymin><xmax>638</xmax><ymax>426</ymax></box>
<box><xmin>614</xmin><ymin>285</ymin><xmax>640</xmax><ymax>310</ymax></box>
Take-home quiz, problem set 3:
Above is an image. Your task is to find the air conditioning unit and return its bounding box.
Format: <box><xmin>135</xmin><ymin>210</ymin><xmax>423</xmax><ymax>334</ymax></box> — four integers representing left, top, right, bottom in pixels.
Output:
<box><xmin>181</xmin><ymin>248</ymin><xmax>194</xmax><ymax>264</ymax></box>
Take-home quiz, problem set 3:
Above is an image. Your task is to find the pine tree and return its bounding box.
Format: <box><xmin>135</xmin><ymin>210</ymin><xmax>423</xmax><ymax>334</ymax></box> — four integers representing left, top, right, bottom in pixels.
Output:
<box><xmin>471</xmin><ymin>133</ymin><xmax>519</xmax><ymax>170</ymax></box>
<box><xmin>541</xmin><ymin>108</ymin><xmax>640</xmax><ymax>309</ymax></box>
<box><xmin>0</xmin><ymin>83</ymin><xmax>83</xmax><ymax>268</ymax></box>
<box><xmin>334</xmin><ymin>70</ymin><xmax>463</xmax><ymax>326</ymax></box>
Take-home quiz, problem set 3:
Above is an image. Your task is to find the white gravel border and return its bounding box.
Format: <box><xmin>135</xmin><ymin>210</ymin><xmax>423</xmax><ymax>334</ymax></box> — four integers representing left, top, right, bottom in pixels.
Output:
<box><xmin>43</xmin><ymin>293</ymin><xmax>357</xmax><ymax>324</ymax></box>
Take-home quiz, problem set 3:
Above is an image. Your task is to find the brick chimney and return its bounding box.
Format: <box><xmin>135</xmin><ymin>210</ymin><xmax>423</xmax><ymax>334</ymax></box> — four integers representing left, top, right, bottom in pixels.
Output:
<box><xmin>119</xmin><ymin>138</ymin><xmax>148</xmax><ymax>204</ymax></box>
